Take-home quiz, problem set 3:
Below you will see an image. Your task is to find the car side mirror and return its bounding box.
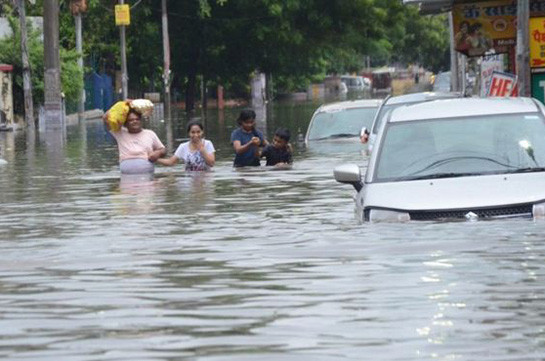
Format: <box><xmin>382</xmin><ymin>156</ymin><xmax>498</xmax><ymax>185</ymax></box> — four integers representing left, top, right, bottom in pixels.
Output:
<box><xmin>360</xmin><ymin>127</ymin><xmax>369</xmax><ymax>144</ymax></box>
<box><xmin>334</xmin><ymin>164</ymin><xmax>363</xmax><ymax>192</ymax></box>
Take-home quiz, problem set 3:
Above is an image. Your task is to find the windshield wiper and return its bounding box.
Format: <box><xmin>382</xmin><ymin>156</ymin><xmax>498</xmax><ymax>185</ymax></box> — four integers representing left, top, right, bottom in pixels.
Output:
<box><xmin>398</xmin><ymin>172</ymin><xmax>482</xmax><ymax>181</ymax></box>
<box><xmin>313</xmin><ymin>133</ymin><xmax>357</xmax><ymax>140</ymax></box>
<box><xmin>506</xmin><ymin>167</ymin><xmax>545</xmax><ymax>174</ymax></box>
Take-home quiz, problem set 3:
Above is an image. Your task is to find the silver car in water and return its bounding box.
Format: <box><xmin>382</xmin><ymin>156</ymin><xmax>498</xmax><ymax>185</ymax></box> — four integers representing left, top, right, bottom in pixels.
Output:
<box><xmin>335</xmin><ymin>97</ymin><xmax>545</xmax><ymax>222</ymax></box>
<box><xmin>305</xmin><ymin>99</ymin><xmax>381</xmax><ymax>153</ymax></box>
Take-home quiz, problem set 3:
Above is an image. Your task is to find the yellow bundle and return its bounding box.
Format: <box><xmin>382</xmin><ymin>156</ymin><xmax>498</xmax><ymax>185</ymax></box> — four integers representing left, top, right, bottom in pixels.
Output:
<box><xmin>130</xmin><ymin>99</ymin><xmax>154</xmax><ymax>116</ymax></box>
<box><xmin>106</xmin><ymin>101</ymin><xmax>130</xmax><ymax>131</ymax></box>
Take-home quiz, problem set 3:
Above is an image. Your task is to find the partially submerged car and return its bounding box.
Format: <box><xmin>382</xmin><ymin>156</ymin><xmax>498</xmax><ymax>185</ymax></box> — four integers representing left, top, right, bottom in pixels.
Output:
<box><xmin>341</xmin><ymin>75</ymin><xmax>371</xmax><ymax>92</ymax></box>
<box><xmin>335</xmin><ymin>97</ymin><xmax>545</xmax><ymax>222</ymax></box>
<box><xmin>305</xmin><ymin>99</ymin><xmax>381</xmax><ymax>150</ymax></box>
<box><xmin>363</xmin><ymin>91</ymin><xmax>462</xmax><ymax>154</ymax></box>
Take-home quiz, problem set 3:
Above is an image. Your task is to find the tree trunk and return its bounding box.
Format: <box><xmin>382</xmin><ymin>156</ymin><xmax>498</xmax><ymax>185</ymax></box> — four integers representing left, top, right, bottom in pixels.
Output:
<box><xmin>185</xmin><ymin>71</ymin><xmax>196</xmax><ymax>112</ymax></box>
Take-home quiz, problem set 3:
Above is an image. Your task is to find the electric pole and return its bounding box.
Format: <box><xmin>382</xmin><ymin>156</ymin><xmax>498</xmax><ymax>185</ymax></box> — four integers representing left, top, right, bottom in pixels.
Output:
<box><xmin>119</xmin><ymin>0</ymin><xmax>128</xmax><ymax>100</ymax></box>
<box><xmin>17</xmin><ymin>0</ymin><xmax>33</xmax><ymax>126</ymax></box>
<box><xmin>162</xmin><ymin>0</ymin><xmax>171</xmax><ymax>121</ymax></box>
<box><xmin>71</xmin><ymin>0</ymin><xmax>87</xmax><ymax>117</ymax></box>
<box><xmin>43</xmin><ymin>0</ymin><xmax>63</xmax><ymax>129</ymax></box>
<box><xmin>516</xmin><ymin>0</ymin><xmax>530</xmax><ymax>96</ymax></box>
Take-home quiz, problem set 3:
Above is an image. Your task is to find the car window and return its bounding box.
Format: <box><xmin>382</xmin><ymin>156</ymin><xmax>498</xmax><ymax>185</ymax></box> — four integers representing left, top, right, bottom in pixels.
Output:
<box><xmin>371</xmin><ymin>104</ymin><xmax>396</xmax><ymax>135</ymax></box>
<box><xmin>374</xmin><ymin>113</ymin><xmax>545</xmax><ymax>181</ymax></box>
<box><xmin>307</xmin><ymin>107</ymin><xmax>379</xmax><ymax>140</ymax></box>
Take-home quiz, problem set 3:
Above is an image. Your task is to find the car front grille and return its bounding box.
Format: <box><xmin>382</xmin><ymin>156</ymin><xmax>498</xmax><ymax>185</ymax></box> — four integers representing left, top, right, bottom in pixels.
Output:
<box><xmin>409</xmin><ymin>204</ymin><xmax>533</xmax><ymax>221</ymax></box>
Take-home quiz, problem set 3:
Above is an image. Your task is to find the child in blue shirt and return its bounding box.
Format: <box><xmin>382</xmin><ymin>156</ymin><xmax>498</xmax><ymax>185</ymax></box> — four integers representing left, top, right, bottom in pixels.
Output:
<box><xmin>231</xmin><ymin>109</ymin><xmax>267</xmax><ymax>167</ymax></box>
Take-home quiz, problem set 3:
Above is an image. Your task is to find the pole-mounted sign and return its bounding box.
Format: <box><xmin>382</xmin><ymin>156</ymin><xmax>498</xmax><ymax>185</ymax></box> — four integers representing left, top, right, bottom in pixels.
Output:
<box><xmin>115</xmin><ymin>4</ymin><xmax>130</xmax><ymax>26</ymax></box>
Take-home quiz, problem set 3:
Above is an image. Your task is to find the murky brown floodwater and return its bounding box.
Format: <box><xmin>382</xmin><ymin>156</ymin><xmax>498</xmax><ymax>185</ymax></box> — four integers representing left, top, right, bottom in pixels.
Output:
<box><xmin>1</xmin><ymin>101</ymin><xmax>545</xmax><ymax>361</ymax></box>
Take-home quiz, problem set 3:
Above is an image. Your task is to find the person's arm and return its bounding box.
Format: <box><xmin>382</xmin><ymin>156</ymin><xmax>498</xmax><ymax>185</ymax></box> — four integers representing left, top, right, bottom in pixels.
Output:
<box><xmin>199</xmin><ymin>140</ymin><xmax>215</xmax><ymax>167</ymax></box>
<box><xmin>102</xmin><ymin>111</ymin><xmax>111</xmax><ymax>131</ymax></box>
<box><xmin>287</xmin><ymin>149</ymin><xmax>293</xmax><ymax>164</ymax></box>
<box><xmin>260</xmin><ymin>145</ymin><xmax>270</xmax><ymax>159</ymax></box>
<box><xmin>148</xmin><ymin>147</ymin><xmax>166</xmax><ymax>162</ymax></box>
<box><xmin>156</xmin><ymin>155</ymin><xmax>179</xmax><ymax>166</ymax></box>
<box><xmin>148</xmin><ymin>132</ymin><xmax>167</xmax><ymax>162</ymax></box>
<box><xmin>233</xmin><ymin>137</ymin><xmax>260</xmax><ymax>154</ymax></box>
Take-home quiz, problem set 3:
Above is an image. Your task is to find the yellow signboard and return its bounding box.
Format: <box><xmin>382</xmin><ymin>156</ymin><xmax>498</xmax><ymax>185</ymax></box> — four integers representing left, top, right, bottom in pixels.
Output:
<box><xmin>452</xmin><ymin>1</ymin><xmax>517</xmax><ymax>57</ymax></box>
<box><xmin>115</xmin><ymin>4</ymin><xmax>130</xmax><ymax>26</ymax></box>
<box><xmin>530</xmin><ymin>17</ymin><xmax>545</xmax><ymax>68</ymax></box>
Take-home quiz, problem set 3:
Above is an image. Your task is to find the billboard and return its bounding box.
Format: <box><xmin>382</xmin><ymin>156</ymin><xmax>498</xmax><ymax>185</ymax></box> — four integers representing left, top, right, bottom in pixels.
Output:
<box><xmin>530</xmin><ymin>17</ymin><xmax>545</xmax><ymax>68</ymax></box>
<box><xmin>452</xmin><ymin>1</ymin><xmax>516</xmax><ymax>57</ymax></box>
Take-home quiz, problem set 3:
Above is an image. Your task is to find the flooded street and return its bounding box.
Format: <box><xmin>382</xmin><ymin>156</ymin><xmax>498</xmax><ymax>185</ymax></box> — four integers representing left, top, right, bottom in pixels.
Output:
<box><xmin>1</xmin><ymin>102</ymin><xmax>545</xmax><ymax>360</ymax></box>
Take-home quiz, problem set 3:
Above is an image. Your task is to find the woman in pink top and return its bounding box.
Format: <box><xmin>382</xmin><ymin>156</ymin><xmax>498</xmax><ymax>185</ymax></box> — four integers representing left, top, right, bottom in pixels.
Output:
<box><xmin>103</xmin><ymin>107</ymin><xmax>166</xmax><ymax>174</ymax></box>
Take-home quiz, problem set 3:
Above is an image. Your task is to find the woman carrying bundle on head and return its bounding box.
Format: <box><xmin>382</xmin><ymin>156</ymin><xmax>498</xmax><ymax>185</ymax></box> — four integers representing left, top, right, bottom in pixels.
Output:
<box><xmin>103</xmin><ymin>99</ymin><xmax>166</xmax><ymax>175</ymax></box>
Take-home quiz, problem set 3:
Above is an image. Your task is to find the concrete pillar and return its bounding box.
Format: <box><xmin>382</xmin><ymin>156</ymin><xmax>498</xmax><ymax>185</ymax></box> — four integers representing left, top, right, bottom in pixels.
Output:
<box><xmin>516</xmin><ymin>0</ymin><xmax>530</xmax><ymax>96</ymax></box>
<box><xmin>43</xmin><ymin>0</ymin><xmax>63</xmax><ymax>129</ymax></box>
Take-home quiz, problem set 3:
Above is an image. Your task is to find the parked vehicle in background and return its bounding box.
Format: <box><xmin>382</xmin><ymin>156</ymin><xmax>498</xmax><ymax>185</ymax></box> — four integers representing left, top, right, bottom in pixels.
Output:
<box><xmin>363</xmin><ymin>91</ymin><xmax>463</xmax><ymax>154</ymax></box>
<box><xmin>371</xmin><ymin>68</ymin><xmax>393</xmax><ymax>94</ymax></box>
<box><xmin>335</xmin><ymin>97</ymin><xmax>545</xmax><ymax>222</ymax></box>
<box><xmin>305</xmin><ymin>99</ymin><xmax>381</xmax><ymax>153</ymax></box>
<box><xmin>340</xmin><ymin>75</ymin><xmax>370</xmax><ymax>92</ymax></box>
<box><xmin>432</xmin><ymin>71</ymin><xmax>451</xmax><ymax>92</ymax></box>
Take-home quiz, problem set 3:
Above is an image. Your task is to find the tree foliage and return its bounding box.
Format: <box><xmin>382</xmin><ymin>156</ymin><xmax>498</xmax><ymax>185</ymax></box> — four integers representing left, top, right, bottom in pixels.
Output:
<box><xmin>0</xmin><ymin>13</ymin><xmax>83</xmax><ymax>114</ymax></box>
<box><xmin>2</xmin><ymin>0</ymin><xmax>450</xmax><ymax>113</ymax></box>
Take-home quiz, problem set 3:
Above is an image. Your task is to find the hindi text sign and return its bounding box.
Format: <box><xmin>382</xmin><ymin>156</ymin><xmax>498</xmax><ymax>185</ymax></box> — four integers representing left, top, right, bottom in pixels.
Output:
<box><xmin>115</xmin><ymin>4</ymin><xmax>130</xmax><ymax>26</ymax></box>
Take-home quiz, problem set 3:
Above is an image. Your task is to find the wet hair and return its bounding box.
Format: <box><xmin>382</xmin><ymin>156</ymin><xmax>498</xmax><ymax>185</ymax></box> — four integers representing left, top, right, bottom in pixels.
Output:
<box><xmin>275</xmin><ymin>127</ymin><xmax>290</xmax><ymax>142</ymax></box>
<box><xmin>186</xmin><ymin>119</ymin><xmax>204</xmax><ymax>133</ymax></box>
<box><xmin>237</xmin><ymin>109</ymin><xmax>256</xmax><ymax>125</ymax></box>
<box><xmin>128</xmin><ymin>107</ymin><xmax>142</xmax><ymax>117</ymax></box>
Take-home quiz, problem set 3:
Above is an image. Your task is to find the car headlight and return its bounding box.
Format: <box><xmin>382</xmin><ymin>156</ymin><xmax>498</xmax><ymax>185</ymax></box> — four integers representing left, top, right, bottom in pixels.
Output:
<box><xmin>533</xmin><ymin>202</ymin><xmax>545</xmax><ymax>220</ymax></box>
<box><xmin>368</xmin><ymin>209</ymin><xmax>410</xmax><ymax>222</ymax></box>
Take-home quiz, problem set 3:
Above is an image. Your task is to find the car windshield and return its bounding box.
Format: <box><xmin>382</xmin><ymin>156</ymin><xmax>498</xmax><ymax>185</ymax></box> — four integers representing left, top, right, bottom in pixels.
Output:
<box><xmin>374</xmin><ymin>113</ymin><xmax>545</xmax><ymax>182</ymax></box>
<box><xmin>307</xmin><ymin>107</ymin><xmax>378</xmax><ymax>140</ymax></box>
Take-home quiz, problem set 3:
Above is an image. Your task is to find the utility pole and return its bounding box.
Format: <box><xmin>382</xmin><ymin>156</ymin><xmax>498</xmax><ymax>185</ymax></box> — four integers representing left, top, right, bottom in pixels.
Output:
<box><xmin>43</xmin><ymin>0</ymin><xmax>63</xmax><ymax>129</ymax></box>
<box><xmin>161</xmin><ymin>0</ymin><xmax>171</xmax><ymax>120</ymax></box>
<box><xmin>71</xmin><ymin>0</ymin><xmax>87</xmax><ymax>117</ymax></box>
<box><xmin>17</xmin><ymin>0</ymin><xmax>33</xmax><ymax>126</ymax></box>
<box><xmin>516</xmin><ymin>0</ymin><xmax>530</xmax><ymax>96</ymax></box>
<box><xmin>119</xmin><ymin>0</ymin><xmax>128</xmax><ymax>100</ymax></box>
<box><xmin>449</xmin><ymin>12</ymin><xmax>460</xmax><ymax>92</ymax></box>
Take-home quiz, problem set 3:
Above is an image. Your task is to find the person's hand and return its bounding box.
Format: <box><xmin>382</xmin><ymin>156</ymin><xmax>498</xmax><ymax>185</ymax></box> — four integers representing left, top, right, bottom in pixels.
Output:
<box><xmin>360</xmin><ymin>133</ymin><xmax>369</xmax><ymax>144</ymax></box>
<box><xmin>197</xmin><ymin>139</ymin><xmax>206</xmax><ymax>152</ymax></box>
<box><xmin>250</xmin><ymin>137</ymin><xmax>261</xmax><ymax>146</ymax></box>
<box><xmin>287</xmin><ymin>143</ymin><xmax>293</xmax><ymax>153</ymax></box>
<box><xmin>148</xmin><ymin>150</ymin><xmax>162</xmax><ymax>162</ymax></box>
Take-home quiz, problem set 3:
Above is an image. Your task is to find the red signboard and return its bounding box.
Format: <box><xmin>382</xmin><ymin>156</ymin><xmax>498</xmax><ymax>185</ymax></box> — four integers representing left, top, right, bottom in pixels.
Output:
<box><xmin>487</xmin><ymin>70</ymin><xmax>518</xmax><ymax>96</ymax></box>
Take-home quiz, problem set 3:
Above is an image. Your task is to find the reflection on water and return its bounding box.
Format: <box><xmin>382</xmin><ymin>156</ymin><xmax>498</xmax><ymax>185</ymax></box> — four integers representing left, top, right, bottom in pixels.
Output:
<box><xmin>1</xmin><ymin>102</ymin><xmax>545</xmax><ymax>360</ymax></box>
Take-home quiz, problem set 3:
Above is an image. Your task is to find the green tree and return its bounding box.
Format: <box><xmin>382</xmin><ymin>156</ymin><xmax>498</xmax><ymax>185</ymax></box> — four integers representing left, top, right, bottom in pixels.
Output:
<box><xmin>0</xmin><ymin>14</ymin><xmax>82</xmax><ymax>115</ymax></box>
